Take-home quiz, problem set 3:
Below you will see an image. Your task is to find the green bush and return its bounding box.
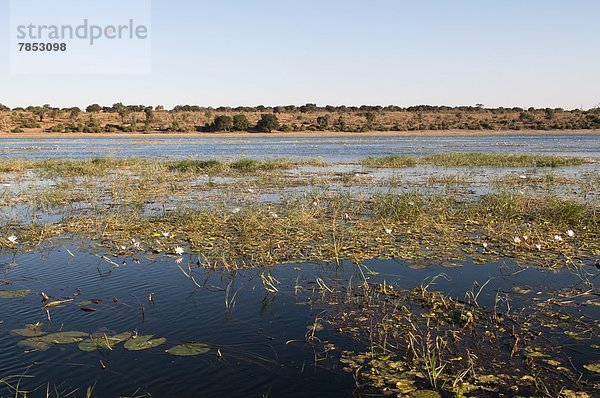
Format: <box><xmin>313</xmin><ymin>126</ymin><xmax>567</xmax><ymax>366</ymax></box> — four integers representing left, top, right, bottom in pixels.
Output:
<box><xmin>256</xmin><ymin>114</ymin><xmax>279</xmax><ymax>132</ymax></box>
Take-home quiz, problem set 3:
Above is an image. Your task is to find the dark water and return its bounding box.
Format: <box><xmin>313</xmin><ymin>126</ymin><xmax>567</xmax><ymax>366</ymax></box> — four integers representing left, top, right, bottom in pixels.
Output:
<box><xmin>1</xmin><ymin>246</ymin><xmax>598</xmax><ymax>397</ymax></box>
<box><xmin>1</xmin><ymin>133</ymin><xmax>599</xmax><ymax>161</ymax></box>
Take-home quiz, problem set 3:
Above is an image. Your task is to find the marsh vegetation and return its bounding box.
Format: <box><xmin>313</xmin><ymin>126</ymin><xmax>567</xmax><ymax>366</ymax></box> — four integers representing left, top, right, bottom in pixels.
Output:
<box><xmin>0</xmin><ymin>152</ymin><xmax>598</xmax><ymax>397</ymax></box>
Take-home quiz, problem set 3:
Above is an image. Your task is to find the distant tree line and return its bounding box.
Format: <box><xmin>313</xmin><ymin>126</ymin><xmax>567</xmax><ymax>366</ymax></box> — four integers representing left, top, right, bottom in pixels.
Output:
<box><xmin>2</xmin><ymin>102</ymin><xmax>599</xmax><ymax>133</ymax></box>
<box><xmin>0</xmin><ymin>102</ymin><xmax>589</xmax><ymax>115</ymax></box>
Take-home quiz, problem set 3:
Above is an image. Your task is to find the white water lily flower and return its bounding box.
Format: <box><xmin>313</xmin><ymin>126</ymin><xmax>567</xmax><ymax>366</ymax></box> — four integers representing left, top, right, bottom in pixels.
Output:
<box><xmin>175</xmin><ymin>257</ymin><xmax>183</xmax><ymax>264</ymax></box>
<box><xmin>513</xmin><ymin>237</ymin><xmax>522</xmax><ymax>244</ymax></box>
<box><xmin>385</xmin><ymin>228</ymin><xmax>393</xmax><ymax>235</ymax></box>
<box><xmin>312</xmin><ymin>201</ymin><xmax>318</xmax><ymax>207</ymax></box>
<box><xmin>174</xmin><ymin>246</ymin><xmax>184</xmax><ymax>255</ymax></box>
<box><xmin>554</xmin><ymin>235</ymin><xmax>563</xmax><ymax>242</ymax></box>
<box><xmin>120</xmin><ymin>245</ymin><xmax>127</xmax><ymax>250</ymax></box>
<box><xmin>519</xmin><ymin>175</ymin><xmax>527</xmax><ymax>179</ymax></box>
<box><xmin>269</xmin><ymin>212</ymin><xmax>279</xmax><ymax>219</ymax></box>
<box><xmin>408</xmin><ymin>201</ymin><xmax>415</xmax><ymax>206</ymax></box>
<box><xmin>483</xmin><ymin>242</ymin><xmax>489</xmax><ymax>249</ymax></box>
<box><xmin>7</xmin><ymin>235</ymin><xmax>17</xmax><ymax>244</ymax></box>
<box><xmin>523</xmin><ymin>235</ymin><xmax>529</xmax><ymax>241</ymax></box>
<box><xmin>133</xmin><ymin>241</ymin><xmax>141</xmax><ymax>249</ymax></box>
<box><xmin>566</xmin><ymin>230</ymin><xmax>575</xmax><ymax>238</ymax></box>
<box><xmin>535</xmin><ymin>244</ymin><xmax>542</xmax><ymax>250</ymax></box>
<box><xmin>162</xmin><ymin>232</ymin><xmax>170</xmax><ymax>238</ymax></box>
<box><xmin>248</xmin><ymin>188</ymin><xmax>255</xmax><ymax>193</ymax></box>
<box><xmin>232</xmin><ymin>207</ymin><xmax>241</xmax><ymax>214</ymax></box>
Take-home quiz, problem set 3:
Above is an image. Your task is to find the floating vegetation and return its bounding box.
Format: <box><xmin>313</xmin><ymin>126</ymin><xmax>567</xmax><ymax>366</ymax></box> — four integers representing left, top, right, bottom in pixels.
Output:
<box><xmin>166</xmin><ymin>343</ymin><xmax>211</xmax><ymax>356</ymax></box>
<box><xmin>18</xmin><ymin>331</ymin><xmax>87</xmax><ymax>351</ymax></box>
<box><xmin>328</xmin><ymin>280</ymin><xmax>599</xmax><ymax>397</ymax></box>
<box><xmin>78</xmin><ymin>332</ymin><xmax>132</xmax><ymax>351</ymax></box>
<box><xmin>1</xmin><ymin>188</ymin><xmax>597</xmax><ymax>269</ymax></box>
<box><xmin>124</xmin><ymin>335</ymin><xmax>167</xmax><ymax>351</ymax></box>
<box><xmin>11</xmin><ymin>323</ymin><xmax>46</xmax><ymax>337</ymax></box>
<box><xmin>583</xmin><ymin>363</ymin><xmax>600</xmax><ymax>373</ymax></box>
<box><xmin>0</xmin><ymin>290</ymin><xmax>32</xmax><ymax>299</ymax></box>
<box><xmin>13</xmin><ymin>325</ymin><xmax>166</xmax><ymax>353</ymax></box>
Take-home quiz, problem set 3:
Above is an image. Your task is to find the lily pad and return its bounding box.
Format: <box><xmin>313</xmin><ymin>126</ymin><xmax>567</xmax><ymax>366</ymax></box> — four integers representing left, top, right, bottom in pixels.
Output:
<box><xmin>124</xmin><ymin>335</ymin><xmax>166</xmax><ymax>351</ymax></box>
<box><xmin>395</xmin><ymin>378</ymin><xmax>416</xmax><ymax>394</ymax></box>
<box><xmin>40</xmin><ymin>331</ymin><xmax>88</xmax><ymax>344</ymax></box>
<box><xmin>19</xmin><ymin>331</ymin><xmax>87</xmax><ymax>351</ymax></box>
<box><xmin>512</xmin><ymin>286</ymin><xmax>532</xmax><ymax>294</ymax></box>
<box><xmin>0</xmin><ymin>290</ymin><xmax>32</xmax><ymax>299</ymax></box>
<box><xmin>583</xmin><ymin>363</ymin><xmax>600</xmax><ymax>373</ymax></box>
<box><xmin>410</xmin><ymin>391</ymin><xmax>441</xmax><ymax>398</ymax></box>
<box><xmin>166</xmin><ymin>342</ymin><xmax>210</xmax><ymax>356</ymax></box>
<box><xmin>12</xmin><ymin>324</ymin><xmax>46</xmax><ymax>337</ymax></box>
<box><xmin>18</xmin><ymin>337</ymin><xmax>51</xmax><ymax>351</ymax></box>
<box><xmin>78</xmin><ymin>332</ymin><xmax>132</xmax><ymax>351</ymax></box>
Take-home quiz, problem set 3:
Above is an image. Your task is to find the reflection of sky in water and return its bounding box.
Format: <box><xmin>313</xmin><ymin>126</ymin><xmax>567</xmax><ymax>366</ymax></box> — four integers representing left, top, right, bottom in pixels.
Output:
<box><xmin>1</xmin><ymin>134</ymin><xmax>599</xmax><ymax>161</ymax></box>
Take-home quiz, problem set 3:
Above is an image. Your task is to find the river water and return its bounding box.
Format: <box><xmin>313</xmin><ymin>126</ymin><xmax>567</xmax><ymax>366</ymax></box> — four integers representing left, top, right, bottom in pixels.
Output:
<box><xmin>1</xmin><ymin>133</ymin><xmax>599</xmax><ymax>161</ymax></box>
<box><xmin>1</xmin><ymin>246</ymin><xmax>598</xmax><ymax>397</ymax></box>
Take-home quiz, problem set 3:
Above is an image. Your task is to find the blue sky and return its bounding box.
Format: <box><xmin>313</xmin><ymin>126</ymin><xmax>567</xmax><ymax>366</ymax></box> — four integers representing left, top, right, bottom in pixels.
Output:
<box><xmin>1</xmin><ymin>0</ymin><xmax>599</xmax><ymax>109</ymax></box>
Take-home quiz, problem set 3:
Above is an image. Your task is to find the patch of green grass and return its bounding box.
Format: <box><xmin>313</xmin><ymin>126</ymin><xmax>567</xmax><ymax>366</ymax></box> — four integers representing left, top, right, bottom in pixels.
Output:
<box><xmin>33</xmin><ymin>158</ymin><xmax>149</xmax><ymax>177</ymax></box>
<box><xmin>424</xmin><ymin>153</ymin><xmax>586</xmax><ymax>167</ymax></box>
<box><xmin>362</xmin><ymin>155</ymin><xmax>418</xmax><ymax>168</ymax></box>
<box><xmin>0</xmin><ymin>159</ymin><xmax>28</xmax><ymax>173</ymax></box>
<box><xmin>476</xmin><ymin>193</ymin><xmax>588</xmax><ymax>226</ymax></box>
<box><xmin>166</xmin><ymin>159</ymin><xmax>224</xmax><ymax>173</ymax></box>
<box><xmin>362</xmin><ymin>153</ymin><xmax>587</xmax><ymax>168</ymax></box>
<box><xmin>230</xmin><ymin>158</ymin><xmax>293</xmax><ymax>172</ymax></box>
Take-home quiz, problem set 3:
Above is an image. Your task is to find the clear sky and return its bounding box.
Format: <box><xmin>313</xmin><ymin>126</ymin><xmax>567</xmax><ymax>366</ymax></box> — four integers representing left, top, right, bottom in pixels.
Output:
<box><xmin>1</xmin><ymin>0</ymin><xmax>599</xmax><ymax>109</ymax></box>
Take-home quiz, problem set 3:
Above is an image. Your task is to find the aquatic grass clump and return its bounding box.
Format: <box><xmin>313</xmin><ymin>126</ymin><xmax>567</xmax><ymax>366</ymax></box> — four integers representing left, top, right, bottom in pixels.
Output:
<box><xmin>0</xmin><ymin>159</ymin><xmax>29</xmax><ymax>173</ymax></box>
<box><xmin>423</xmin><ymin>153</ymin><xmax>587</xmax><ymax>167</ymax></box>
<box><xmin>166</xmin><ymin>159</ymin><xmax>224</xmax><ymax>173</ymax></box>
<box><xmin>166</xmin><ymin>158</ymin><xmax>315</xmax><ymax>174</ymax></box>
<box><xmin>476</xmin><ymin>193</ymin><xmax>589</xmax><ymax>226</ymax></box>
<box><xmin>1</xmin><ymin>155</ymin><xmax>597</xmax><ymax>268</ymax></box>
<box><xmin>33</xmin><ymin>158</ymin><xmax>150</xmax><ymax>177</ymax></box>
<box><xmin>3</xmin><ymin>188</ymin><xmax>598</xmax><ymax>269</ymax></box>
<box><xmin>230</xmin><ymin>158</ymin><xmax>293</xmax><ymax>172</ymax></box>
<box><xmin>492</xmin><ymin>173</ymin><xmax>575</xmax><ymax>187</ymax></box>
<box><xmin>362</xmin><ymin>153</ymin><xmax>588</xmax><ymax>168</ymax></box>
<box><xmin>371</xmin><ymin>192</ymin><xmax>425</xmax><ymax>222</ymax></box>
<box><xmin>362</xmin><ymin>155</ymin><xmax>418</xmax><ymax>168</ymax></box>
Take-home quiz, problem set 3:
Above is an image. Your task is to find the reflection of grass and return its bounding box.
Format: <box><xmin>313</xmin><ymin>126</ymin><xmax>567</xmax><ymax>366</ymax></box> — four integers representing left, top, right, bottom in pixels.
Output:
<box><xmin>362</xmin><ymin>153</ymin><xmax>588</xmax><ymax>168</ymax></box>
